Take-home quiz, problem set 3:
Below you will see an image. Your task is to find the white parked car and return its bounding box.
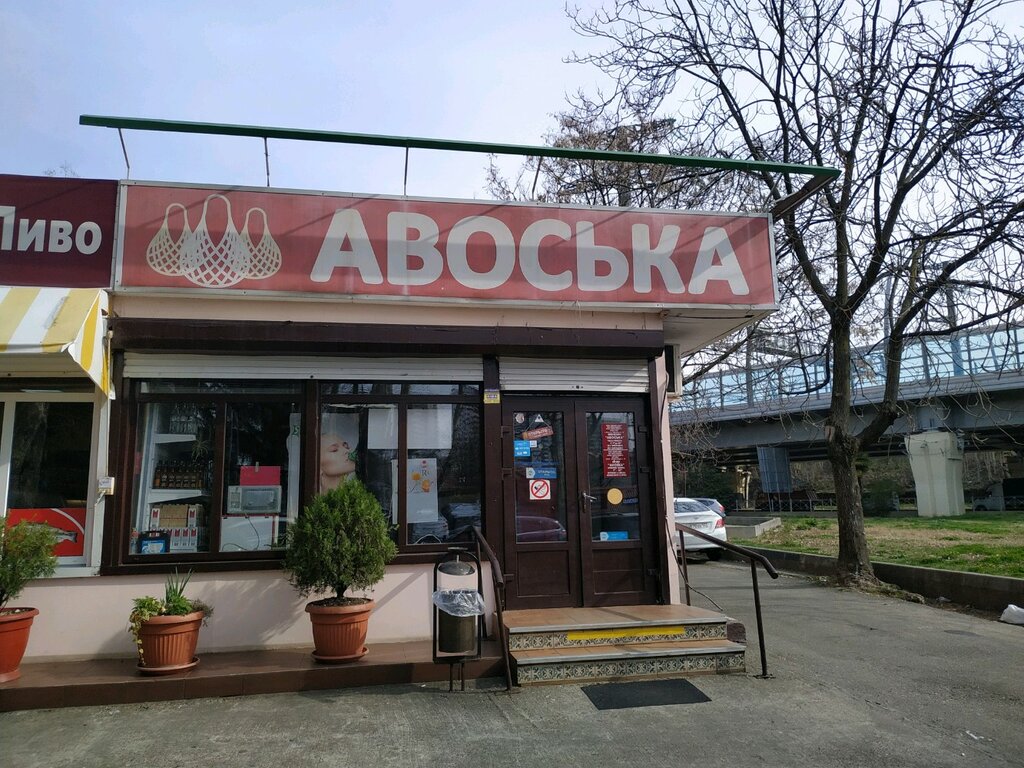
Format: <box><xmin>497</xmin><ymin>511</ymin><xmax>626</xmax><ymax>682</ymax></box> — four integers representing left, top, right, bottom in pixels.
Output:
<box><xmin>693</xmin><ymin>497</ymin><xmax>726</xmax><ymax>516</ymax></box>
<box><xmin>673</xmin><ymin>497</ymin><xmax>727</xmax><ymax>560</ymax></box>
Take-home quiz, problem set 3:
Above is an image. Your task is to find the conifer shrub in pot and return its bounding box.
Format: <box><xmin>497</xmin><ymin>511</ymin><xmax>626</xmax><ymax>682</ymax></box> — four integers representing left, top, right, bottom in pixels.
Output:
<box><xmin>284</xmin><ymin>478</ymin><xmax>397</xmax><ymax>662</ymax></box>
<box><xmin>128</xmin><ymin>570</ymin><xmax>212</xmax><ymax>676</ymax></box>
<box><xmin>0</xmin><ymin>521</ymin><xmax>58</xmax><ymax>683</ymax></box>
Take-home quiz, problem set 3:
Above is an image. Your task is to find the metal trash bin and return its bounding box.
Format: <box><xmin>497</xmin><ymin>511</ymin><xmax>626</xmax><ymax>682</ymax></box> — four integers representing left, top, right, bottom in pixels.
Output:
<box><xmin>432</xmin><ymin>548</ymin><xmax>485</xmax><ymax>690</ymax></box>
<box><xmin>434</xmin><ymin>589</ymin><xmax>484</xmax><ymax>654</ymax></box>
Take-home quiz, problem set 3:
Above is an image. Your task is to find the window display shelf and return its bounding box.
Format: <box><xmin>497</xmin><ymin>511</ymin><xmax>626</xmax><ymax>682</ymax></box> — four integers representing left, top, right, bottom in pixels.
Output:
<box><xmin>153</xmin><ymin>432</ymin><xmax>198</xmax><ymax>444</ymax></box>
<box><xmin>146</xmin><ymin>488</ymin><xmax>207</xmax><ymax>504</ymax></box>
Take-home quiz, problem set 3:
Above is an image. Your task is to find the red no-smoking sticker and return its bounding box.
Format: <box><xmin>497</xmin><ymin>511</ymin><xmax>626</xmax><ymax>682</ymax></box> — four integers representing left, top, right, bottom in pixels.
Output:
<box><xmin>529</xmin><ymin>479</ymin><xmax>551</xmax><ymax>501</ymax></box>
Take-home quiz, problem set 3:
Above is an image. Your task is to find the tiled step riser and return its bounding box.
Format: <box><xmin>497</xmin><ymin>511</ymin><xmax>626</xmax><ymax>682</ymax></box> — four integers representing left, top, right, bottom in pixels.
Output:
<box><xmin>516</xmin><ymin>651</ymin><xmax>745</xmax><ymax>685</ymax></box>
<box><xmin>508</xmin><ymin>622</ymin><xmax>728</xmax><ymax>651</ymax></box>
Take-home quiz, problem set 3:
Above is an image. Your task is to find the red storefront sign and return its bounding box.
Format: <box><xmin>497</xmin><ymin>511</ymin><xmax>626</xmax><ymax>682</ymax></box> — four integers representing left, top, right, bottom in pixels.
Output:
<box><xmin>602</xmin><ymin>423</ymin><xmax>631</xmax><ymax>479</ymax></box>
<box><xmin>0</xmin><ymin>175</ymin><xmax>117</xmax><ymax>287</ymax></box>
<box><xmin>118</xmin><ymin>183</ymin><xmax>777</xmax><ymax>307</ymax></box>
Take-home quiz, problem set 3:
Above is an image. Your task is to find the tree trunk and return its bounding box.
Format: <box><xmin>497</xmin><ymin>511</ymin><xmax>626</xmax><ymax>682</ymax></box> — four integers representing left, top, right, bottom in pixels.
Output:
<box><xmin>826</xmin><ymin>310</ymin><xmax>876</xmax><ymax>585</ymax></box>
<box><xmin>829</xmin><ymin>439</ymin><xmax>875</xmax><ymax>585</ymax></box>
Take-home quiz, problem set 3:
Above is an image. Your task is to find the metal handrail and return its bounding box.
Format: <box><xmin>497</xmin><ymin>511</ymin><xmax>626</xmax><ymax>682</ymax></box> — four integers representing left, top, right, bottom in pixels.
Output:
<box><xmin>471</xmin><ymin>525</ymin><xmax>513</xmax><ymax>691</ymax></box>
<box><xmin>676</xmin><ymin>522</ymin><xmax>779</xmax><ymax>678</ymax></box>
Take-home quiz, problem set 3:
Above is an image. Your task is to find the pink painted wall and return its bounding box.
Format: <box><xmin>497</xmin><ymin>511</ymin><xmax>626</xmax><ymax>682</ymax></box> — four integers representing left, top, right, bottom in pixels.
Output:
<box><xmin>18</xmin><ymin>563</ymin><xmax>494</xmax><ymax>661</ymax></box>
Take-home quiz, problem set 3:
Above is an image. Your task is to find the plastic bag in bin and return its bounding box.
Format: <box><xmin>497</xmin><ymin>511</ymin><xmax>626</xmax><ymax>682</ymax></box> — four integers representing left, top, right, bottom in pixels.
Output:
<box><xmin>432</xmin><ymin>589</ymin><xmax>486</xmax><ymax>617</ymax></box>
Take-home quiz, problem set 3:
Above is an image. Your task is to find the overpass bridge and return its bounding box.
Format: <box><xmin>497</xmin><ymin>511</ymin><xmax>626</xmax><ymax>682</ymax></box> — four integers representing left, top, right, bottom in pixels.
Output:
<box><xmin>671</xmin><ymin>324</ymin><xmax>1024</xmax><ymax>466</ymax></box>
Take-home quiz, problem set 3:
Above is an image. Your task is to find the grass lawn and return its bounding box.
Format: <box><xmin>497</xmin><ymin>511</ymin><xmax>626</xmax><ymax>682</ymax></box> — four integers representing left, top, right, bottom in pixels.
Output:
<box><xmin>733</xmin><ymin>513</ymin><xmax>1024</xmax><ymax>579</ymax></box>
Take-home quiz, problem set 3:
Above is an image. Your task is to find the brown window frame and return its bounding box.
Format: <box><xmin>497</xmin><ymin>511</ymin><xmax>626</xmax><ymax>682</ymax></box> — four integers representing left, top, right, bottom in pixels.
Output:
<box><xmin>318</xmin><ymin>382</ymin><xmax>483</xmax><ymax>558</ymax></box>
<box><xmin>105</xmin><ymin>378</ymin><xmax>484</xmax><ymax>574</ymax></box>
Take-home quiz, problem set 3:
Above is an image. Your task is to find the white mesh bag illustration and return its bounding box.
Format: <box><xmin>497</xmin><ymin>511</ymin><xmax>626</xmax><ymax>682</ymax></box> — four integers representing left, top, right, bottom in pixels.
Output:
<box><xmin>179</xmin><ymin>194</ymin><xmax>251</xmax><ymax>288</ymax></box>
<box><xmin>145</xmin><ymin>203</ymin><xmax>191</xmax><ymax>276</ymax></box>
<box><xmin>240</xmin><ymin>207</ymin><xmax>282</xmax><ymax>279</ymax></box>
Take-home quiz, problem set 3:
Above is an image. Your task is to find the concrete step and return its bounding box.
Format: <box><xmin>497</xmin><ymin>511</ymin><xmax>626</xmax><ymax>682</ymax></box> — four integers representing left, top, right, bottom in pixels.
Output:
<box><xmin>512</xmin><ymin>639</ymin><xmax>746</xmax><ymax>685</ymax></box>
<box><xmin>503</xmin><ymin>605</ymin><xmax>732</xmax><ymax>652</ymax></box>
<box><xmin>507</xmin><ymin>619</ymin><xmax>729</xmax><ymax>651</ymax></box>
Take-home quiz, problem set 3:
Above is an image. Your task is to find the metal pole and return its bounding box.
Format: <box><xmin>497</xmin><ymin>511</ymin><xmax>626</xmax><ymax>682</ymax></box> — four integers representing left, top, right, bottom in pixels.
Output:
<box><xmin>264</xmin><ymin>138</ymin><xmax>271</xmax><ymax>187</ymax></box>
<box><xmin>680</xmin><ymin>531</ymin><xmax>691</xmax><ymax>605</ymax></box>
<box><xmin>750</xmin><ymin>559</ymin><xmax>770</xmax><ymax>678</ymax></box>
<box><xmin>403</xmin><ymin>147</ymin><xmax>409</xmax><ymax>196</ymax></box>
<box><xmin>531</xmin><ymin>157</ymin><xmax>544</xmax><ymax>199</ymax></box>
<box><xmin>117</xmin><ymin>129</ymin><xmax>131</xmax><ymax>179</ymax></box>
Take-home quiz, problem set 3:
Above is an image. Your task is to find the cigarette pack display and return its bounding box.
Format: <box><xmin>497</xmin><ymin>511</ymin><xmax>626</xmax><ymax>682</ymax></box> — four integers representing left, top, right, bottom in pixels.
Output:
<box><xmin>156</xmin><ymin>503</ymin><xmax>191</xmax><ymax>528</ymax></box>
<box><xmin>138</xmin><ymin>530</ymin><xmax>170</xmax><ymax>554</ymax></box>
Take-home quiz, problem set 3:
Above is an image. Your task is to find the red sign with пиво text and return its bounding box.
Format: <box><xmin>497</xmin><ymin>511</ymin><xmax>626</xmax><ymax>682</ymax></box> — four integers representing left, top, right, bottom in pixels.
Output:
<box><xmin>118</xmin><ymin>182</ymin><xmax>777</xmax><ymax>307</ymax></box>
<box><xmin>0</xmin><ymin>175</ymin><xmax>117</xmax><ymax>287</ymax></box>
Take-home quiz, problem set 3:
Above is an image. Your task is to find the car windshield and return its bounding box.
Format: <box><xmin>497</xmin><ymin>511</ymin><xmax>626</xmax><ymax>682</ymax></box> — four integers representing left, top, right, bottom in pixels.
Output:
<box><xmin>674</xmin><ymin>500</ymin><xmax>710</xmax><ymax>514</ymax></box>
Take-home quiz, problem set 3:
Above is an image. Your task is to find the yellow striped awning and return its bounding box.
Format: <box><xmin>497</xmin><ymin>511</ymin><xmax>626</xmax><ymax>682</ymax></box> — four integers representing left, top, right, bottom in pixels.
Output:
<box><xmin>0</xmin><ymin>286</ymin><xmax>112</xmax><ymax>397</ymax></box>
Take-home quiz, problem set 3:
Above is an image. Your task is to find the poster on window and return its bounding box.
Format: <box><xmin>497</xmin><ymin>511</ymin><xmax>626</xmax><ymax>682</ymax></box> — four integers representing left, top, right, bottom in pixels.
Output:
<box><xmin>391</xmin><ymin>458</ymin><xmax>439</xmax><ymax>523</ymax></box>
<box><xmin>320</xmin><ymin>412</ymin><xmax>361</xmax><ymax>492</ymax></box>
<box><xmin>601</xmin><ymin>423</ymin><xmax>631</xmax><ymax>479</ymax></box>
<box><xmin>5</xmin><ymin>507</ymin><xmax>87</xmax><ymax>563</ymax></box>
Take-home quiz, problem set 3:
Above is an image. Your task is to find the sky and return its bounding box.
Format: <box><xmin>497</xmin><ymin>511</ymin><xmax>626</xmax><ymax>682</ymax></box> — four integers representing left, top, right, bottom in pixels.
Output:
<box><xmin>1</xmin><ymin>1</ymin><xmax>611</xmax><ymax>200</ymax></box>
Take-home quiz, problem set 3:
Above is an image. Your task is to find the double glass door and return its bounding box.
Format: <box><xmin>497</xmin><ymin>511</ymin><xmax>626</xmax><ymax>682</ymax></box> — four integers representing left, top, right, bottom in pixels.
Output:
<box><xmin>502</xmin><ymin>397</ymin><xmax>656</xmax><ymax>609</ymax></box>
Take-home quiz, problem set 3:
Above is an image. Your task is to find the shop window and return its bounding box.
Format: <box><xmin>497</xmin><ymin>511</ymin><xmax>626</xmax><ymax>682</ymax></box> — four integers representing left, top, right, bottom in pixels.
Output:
<box><xmin>406</xmin><ymin>404</ymin><xmax>482</xmax><ymax>545</ymax></box>
<box><xmin>320</xmin><ymin>385</ymin><xmax>482</xmax><ymax>550</ymax></box>
<box><xmin>130</xmin><ymin>383</ymin><xmax>300</xmax><ymax>559</ymax></box>
<box><xmin>220</xmin><ymin>402</ymin><xmax>301</xmax><ymax>553</ymax></box>
<box><xmin>125</xmin><ymin>379</ymin><xmax>481</xmax><ymax>564</ymax></box>
<box><xmin>319</xmin><ymin>404</ymin><xmax>398</xmax><ymax>519</ymax></box>
<box><xmin>4</xmin><ymin>401</ymin><xmax>93</xmax><ymax>566</ymax></box>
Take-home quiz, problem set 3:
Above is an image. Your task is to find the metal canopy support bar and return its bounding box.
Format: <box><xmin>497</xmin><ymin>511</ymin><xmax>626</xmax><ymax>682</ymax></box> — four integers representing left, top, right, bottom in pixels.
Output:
<box><xmin>80</xmin><ymin>114</ymin><xmax>840</xmax><ymax>212</ymax></box>
<box><xmin>117</xmin><ymin>128</ymin><xmax>131</xmax><ymax>179</ymax></box>
<box><xmin>263</xmin><ymin>138</ymin><xmax>270</xmax><ymax>187</ymax></box>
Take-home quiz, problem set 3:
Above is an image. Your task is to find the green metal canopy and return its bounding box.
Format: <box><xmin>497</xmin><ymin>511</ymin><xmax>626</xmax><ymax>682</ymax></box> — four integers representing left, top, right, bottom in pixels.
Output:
<box><xmin>80</xmin><ymin>114</ymin><xmax>838</xmax><ymax>218</ymax></box>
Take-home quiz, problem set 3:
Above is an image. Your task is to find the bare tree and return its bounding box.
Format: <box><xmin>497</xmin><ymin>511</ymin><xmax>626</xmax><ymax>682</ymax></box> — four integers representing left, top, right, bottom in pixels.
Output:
<box><xmin>554</xmin><ymin>0</ymin><xmax>1024</xmax><ymax>584</ymax></box>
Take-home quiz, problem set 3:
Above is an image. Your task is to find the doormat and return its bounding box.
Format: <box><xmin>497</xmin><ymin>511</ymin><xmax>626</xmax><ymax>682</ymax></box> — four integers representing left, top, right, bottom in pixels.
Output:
<box><xmin>582</xmin><ymin>678</ymin><xmax>711</xmax><ymax>710</ymax></box>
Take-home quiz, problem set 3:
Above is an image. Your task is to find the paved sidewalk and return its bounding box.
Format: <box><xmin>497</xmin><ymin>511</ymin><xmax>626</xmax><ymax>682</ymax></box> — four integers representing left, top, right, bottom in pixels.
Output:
<box><xmin>2</xmin><ymin>563</ymin><xmax>1021</xmax><ymax>768</ymax></box>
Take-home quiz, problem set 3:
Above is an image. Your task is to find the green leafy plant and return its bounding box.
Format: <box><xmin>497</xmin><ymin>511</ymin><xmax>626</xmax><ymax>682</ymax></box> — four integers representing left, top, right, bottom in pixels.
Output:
<box><xmin>128</xmin><ymin>570</ymin><xmax>212</xmax><ymax>661</ymax></box>
<box><xmin>0</xmin><ymin>521</ymin><xmax>58</xmax><ymax>613</ymax></box>
<box><xmin>284</xmin><ymin>478</ymin><xmax>398</xmax><ymax>605</ymax></box>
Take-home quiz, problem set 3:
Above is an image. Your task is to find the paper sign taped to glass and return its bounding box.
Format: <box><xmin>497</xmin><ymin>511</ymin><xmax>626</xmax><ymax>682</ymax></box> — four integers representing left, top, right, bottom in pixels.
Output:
<box><xmin>391</xmin><ymin>458</ymin><xmax>439</xmax><ymax>523</ymax></box>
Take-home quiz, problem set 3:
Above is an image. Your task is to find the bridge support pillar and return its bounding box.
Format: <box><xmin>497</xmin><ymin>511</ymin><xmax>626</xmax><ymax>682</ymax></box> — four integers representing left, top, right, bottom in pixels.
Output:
<box><xmin>904</xmin><ymin>431</ymin><xmax>965</xmax><ymax>517</ymax></box>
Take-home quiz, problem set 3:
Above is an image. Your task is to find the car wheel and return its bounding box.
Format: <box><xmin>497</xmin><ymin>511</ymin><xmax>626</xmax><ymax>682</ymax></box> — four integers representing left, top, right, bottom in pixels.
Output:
<box><xmin>706</xmin><ymin>549</ymin><xmax>723</xmax><ymax>561</ymax></box>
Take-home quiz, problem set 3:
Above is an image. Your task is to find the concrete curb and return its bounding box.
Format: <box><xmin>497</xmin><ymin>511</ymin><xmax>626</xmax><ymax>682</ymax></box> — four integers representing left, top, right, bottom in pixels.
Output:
<box><xmin>726</xmin><ymin>547</ymin><xmax>1024</xmax><ymax>612</ymax></box>
<box><xmin>725</xmin><ymin>517</ymin><xmax>782</xmax><ymax>538</ymax></box>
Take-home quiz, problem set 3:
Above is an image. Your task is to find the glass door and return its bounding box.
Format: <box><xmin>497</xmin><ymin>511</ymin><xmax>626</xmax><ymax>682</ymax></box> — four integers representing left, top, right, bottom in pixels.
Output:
<box><xmin>577</xmin><ymin>402</ymin><xmax>655</xmax><ymax>606</ymax></box>
<box><xmin>502</xmin><ymin>400</ymin><xmax>581</xmax><ymax>608</ymax></box>
<box><xmin>502</xmin><ymin>397</ymin><xmax>656</xmax><ymax>610</ymax></box>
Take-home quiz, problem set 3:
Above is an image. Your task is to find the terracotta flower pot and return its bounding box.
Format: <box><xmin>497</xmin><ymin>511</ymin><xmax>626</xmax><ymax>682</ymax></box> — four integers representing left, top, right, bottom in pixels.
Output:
<box><xmin>137</xmin><ymin>610</ymin><xmax>204</xmax><ymax>676</ymax></box>
<box><xmin>0</xmin><ymin>607</ymin><xmax>39</xmax><ymax>684</ymax></box>
<box><xmin>306</xmin><ymin>599</ymin><xmax>374</xmax><ymax>663</ymax></box>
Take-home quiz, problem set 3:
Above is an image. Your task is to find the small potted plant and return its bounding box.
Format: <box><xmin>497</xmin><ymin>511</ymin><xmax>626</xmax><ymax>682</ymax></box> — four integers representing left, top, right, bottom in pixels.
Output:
<box><xmin>128</xmin><ymin>570</ymin><xmax>212</xmax><ymax>675</ymax></box>
<box><xmin>284</xmin><ymin>478</ymin><xmax>397</xmax><ymax>662</ymax></box>
<box><xmin>0</xmin><ymin>521</ymin><xmax>58</xmax><ymax>683</ymax></box>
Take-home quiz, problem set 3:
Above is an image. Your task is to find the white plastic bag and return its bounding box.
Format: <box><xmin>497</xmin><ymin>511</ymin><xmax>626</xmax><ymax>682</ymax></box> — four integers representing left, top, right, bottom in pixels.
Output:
<box><xmin>432</xmin><ymin>589</ymin><xmax>486</xmax><ymax>617</ymax></box>
<box><xmin>999</xmin><ymin>604</ymin><xmax>1024</xmax><ymax>625</ymax></box>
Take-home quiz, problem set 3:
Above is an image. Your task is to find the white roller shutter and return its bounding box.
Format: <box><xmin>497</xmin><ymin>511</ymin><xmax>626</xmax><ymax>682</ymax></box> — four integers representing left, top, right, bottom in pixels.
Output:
<box><xmin>123</xmin><ymin>354</ymin><xmax>482</xmax><ymax>381</ymax></box>
<box><xmin>499</xmin><ymin>357</ymin><xmax>649</xmax><ymax>393</ymax></box>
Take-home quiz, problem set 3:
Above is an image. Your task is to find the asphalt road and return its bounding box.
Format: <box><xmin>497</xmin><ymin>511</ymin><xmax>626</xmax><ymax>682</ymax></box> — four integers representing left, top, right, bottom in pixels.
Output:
<box><xmin>2</xmin><ymin>562</ymin><xmax>1021</xmax><ymax>768</ymax></box>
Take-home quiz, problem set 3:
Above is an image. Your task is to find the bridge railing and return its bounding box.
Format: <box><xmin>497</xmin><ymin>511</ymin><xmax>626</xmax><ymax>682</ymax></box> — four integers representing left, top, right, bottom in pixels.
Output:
<box><xmin>679</xmin><ymin>324</ymin><xmax>1024</xmax><ymax>415</ymax></box>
